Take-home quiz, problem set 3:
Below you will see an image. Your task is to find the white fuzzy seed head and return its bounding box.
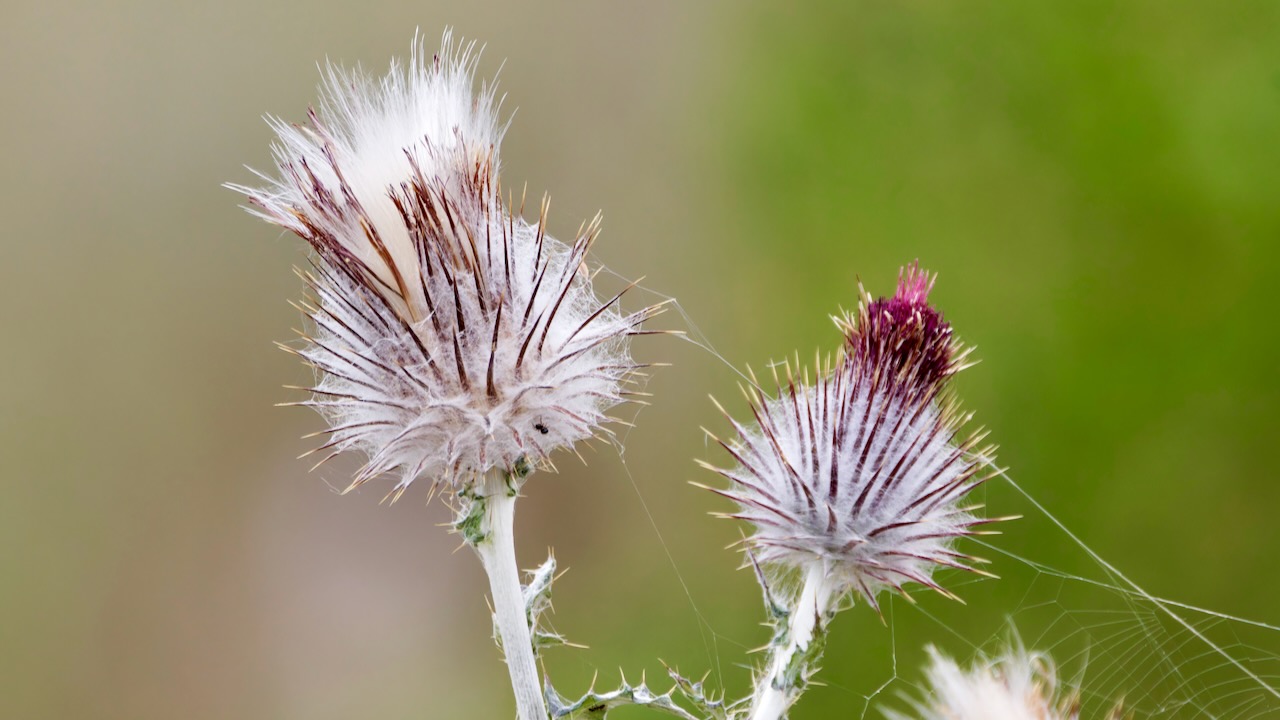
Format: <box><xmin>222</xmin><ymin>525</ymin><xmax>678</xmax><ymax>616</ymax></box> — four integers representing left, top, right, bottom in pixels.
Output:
<box><xmin>232</xmin><ymin>32</ymin><xmax>660</xmax><ymax>500</ymax></box>
<box><xmin>704</xmin><ymin>264</ymin><xmax>1003</xmax><ymax>610</ymax></box>
<box><xmin>885</xmin><ymin>644</ymin><xmax>1127</xmax><ymax>720</ymax></box>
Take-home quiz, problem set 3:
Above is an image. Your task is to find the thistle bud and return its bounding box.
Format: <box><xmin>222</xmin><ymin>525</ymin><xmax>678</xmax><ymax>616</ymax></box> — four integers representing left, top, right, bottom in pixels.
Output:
<box><xmin>705</xmin><ymin>264</ymin><xmax>1001</xmax><ymax>610</ymax></box>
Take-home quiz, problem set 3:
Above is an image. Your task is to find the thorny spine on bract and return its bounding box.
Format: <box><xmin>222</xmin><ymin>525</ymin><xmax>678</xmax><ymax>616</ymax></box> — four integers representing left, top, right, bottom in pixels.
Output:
<box><xmin>281</xmin><ymin>188</ymin><xmax>660</xmax><ymax>500</ymax></box>
<box><xmin>233</xmin><ymin>32</ymin><xmax>664</xmax><ymax>502</ymax></box>
<box><xmin>699</xmin><ymin>264</ymin><xmax>1013</xmax><ymax>720</ymax></box>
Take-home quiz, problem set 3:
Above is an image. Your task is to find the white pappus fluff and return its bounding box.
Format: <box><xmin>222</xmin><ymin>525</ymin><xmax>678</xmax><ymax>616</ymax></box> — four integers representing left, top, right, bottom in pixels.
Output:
<box><xmin>232</xmin><ymin>31</ymin><xmax>661</xmax><ymax>500</ymax></box>
<box><xmin>704</xmin><ymin>265</ymin><xmax>1004</xmax><ymax>609</ymax></box>
<box><xmin>884</xmin><ymin>643</ymin><xmax>1126</xmax><ymax>720</ymax></box>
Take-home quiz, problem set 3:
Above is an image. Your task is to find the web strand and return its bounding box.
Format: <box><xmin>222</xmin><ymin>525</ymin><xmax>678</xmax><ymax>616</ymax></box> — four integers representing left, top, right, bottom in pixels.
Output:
<box><xmin>588</xmin><ymin>269</ymin><xmax>1280</xmax><ymax>719</ymax></box>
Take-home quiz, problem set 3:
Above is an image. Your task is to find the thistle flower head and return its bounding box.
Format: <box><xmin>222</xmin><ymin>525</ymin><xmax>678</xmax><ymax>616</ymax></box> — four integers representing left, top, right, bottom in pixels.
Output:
<box><xmin>885</xmin><ymin>645</ymin><xmax>1106</xmax><ymax>720</ymax></box>
<box><xmin>232</xmin><ymin>32</ymin><xmax>659</xmax><ymax>500</ymax></box>
<box><xmin>704</xmin><ymin>264</ymin><xmax>1000</xmax><ymax>609</ymax></box>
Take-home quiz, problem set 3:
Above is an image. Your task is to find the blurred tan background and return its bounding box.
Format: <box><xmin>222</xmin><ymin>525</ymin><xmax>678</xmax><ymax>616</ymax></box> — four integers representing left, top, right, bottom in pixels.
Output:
<box><xmin>3</xmin><ymin>1</ymin><xmax>1278</xmax><ymax>718</ymax></box>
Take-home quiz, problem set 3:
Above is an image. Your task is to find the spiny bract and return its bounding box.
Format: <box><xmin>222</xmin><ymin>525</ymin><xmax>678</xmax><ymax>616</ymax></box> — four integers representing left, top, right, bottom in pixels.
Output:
<box><xmin>231</xmin><ymin>32</ymin><xmax>660</xmax><ymax>501</ymax></box>
<box><xmin>703</xmin><ymin>264</ymin><xmax>1004</xmax><ymax>610</ymax></box>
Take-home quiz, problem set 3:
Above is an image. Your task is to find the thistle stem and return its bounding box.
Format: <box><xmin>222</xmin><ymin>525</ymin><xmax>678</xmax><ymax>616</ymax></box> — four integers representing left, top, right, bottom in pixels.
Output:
<box><xmin>474</xmin><ymin>470</ymin><xmax>548</xmax><ymax>720</ymax></box>
<box><xmin>749</xmin><ymin>562</ymin><xmax>835</xmax><ymax>720</ymax></box>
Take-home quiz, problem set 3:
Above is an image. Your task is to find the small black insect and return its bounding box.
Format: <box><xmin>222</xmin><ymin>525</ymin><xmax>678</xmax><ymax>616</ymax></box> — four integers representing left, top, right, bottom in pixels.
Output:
<box><xmin>534</xmin><ymin>422</ymin><xmax>549</xmax><ymax>435</ymax></box>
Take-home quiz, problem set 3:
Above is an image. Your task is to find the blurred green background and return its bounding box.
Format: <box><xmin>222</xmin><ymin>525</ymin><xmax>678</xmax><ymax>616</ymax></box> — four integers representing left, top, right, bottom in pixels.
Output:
<box><xmin>3</xmin><ymin>1</ymin><xmax>1278</xmax><ymax>718</ymax></box>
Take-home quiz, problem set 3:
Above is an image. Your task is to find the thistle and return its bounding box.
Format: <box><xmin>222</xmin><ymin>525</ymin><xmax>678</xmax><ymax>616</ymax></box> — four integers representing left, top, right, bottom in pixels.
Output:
<box><xmin>885</xmin><ymin>644</ymin><xmax>1126</xmax><ymax>720</ymax></box>
<box><xmin>702</xmin><ymin>264</ymin><xmax>1007</xmax><ymax>720</ymax></box>
<box><xmin>231</xmin><ymin>31</ymin><xmax>660</xmax><ymax>720</ymax></box>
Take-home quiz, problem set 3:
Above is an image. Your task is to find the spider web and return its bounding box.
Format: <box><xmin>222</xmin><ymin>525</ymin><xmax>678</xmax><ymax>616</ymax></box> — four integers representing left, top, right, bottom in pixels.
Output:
<box><xmin>885</xmin><ymin>470</ymin><xmax>1280</xmax><ymax>720</ymax></box>
<box><xmin>591</xmin><ymin>273</ymin><xmax>1280</xmax><ymax>720</ymax></box>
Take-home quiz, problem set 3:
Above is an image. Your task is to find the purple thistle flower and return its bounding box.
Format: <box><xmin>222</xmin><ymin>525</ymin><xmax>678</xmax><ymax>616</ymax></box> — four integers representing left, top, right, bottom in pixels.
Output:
<box><xmin>844</xmin><ymin>263</ymin><xmax>957</xmax><ymax>395</ymax></box>
<box><xmin>703</xmin><ymin>263</ymin><xmax>1004</xmax><ymax>611</ymax></box>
